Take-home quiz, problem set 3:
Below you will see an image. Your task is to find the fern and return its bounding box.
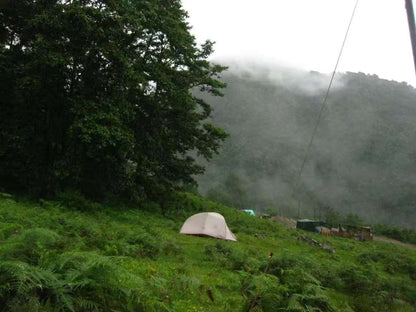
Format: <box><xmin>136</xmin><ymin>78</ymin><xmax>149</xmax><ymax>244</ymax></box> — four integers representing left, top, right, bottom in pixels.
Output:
<box><xmin>0</xmin><ymin>223</ymin><xmax>22</xmax><ymax>240</ymax></box>
<box><xmin>51</xmin><ymin>251</ymin><xmax>147</xmax><ymax>311</ymax></box>
<box><xmin>0</xmin><ymin>260</ymin><xmax>74</xmax><ymax>312</ymax></box>
<box><xmin>72</xmin><ymin>297</ymin><xmax>99</xmax><ymax>311</ymax></box>
<box><xmin>0</xmin><ymin>228</ymin><xmax>62</xmax><ymax>265</ymax></box>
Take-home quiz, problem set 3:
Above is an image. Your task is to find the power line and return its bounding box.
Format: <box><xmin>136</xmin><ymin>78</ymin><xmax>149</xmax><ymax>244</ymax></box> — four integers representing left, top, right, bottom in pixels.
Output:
<box><xmin>289</xmin><ymin>0</ymin><xmax>360</xmax><ymax>217</ymax></box>
<box><xmin>405</xmin><ymin>0</ymin><xmax>416</xmax><ymax>77</ymax></box>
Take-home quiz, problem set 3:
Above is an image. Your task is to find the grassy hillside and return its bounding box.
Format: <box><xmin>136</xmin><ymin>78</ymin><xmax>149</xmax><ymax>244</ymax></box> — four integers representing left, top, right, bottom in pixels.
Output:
<box><xmin>0</xmin><ymin>192</ymin><xmax>415</xmax><ymax>311</ymax></box>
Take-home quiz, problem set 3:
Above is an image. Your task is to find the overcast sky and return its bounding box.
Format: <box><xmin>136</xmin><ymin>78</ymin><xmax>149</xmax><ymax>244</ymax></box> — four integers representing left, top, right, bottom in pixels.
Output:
<box><xmin>182</xmin><ymin>0</ymin><xmax>416</xmax><ymax>86</ymax></box>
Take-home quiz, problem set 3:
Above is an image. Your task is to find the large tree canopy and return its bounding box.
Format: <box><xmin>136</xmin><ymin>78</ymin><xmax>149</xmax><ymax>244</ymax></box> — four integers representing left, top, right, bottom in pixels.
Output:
<box><xmin>0</xmin><ymin>0</ymin><xmax>227</xmax><ymax>199</ymax></box>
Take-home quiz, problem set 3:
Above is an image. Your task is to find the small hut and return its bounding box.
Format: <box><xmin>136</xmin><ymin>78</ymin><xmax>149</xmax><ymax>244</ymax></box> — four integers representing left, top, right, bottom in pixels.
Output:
<box><xmin>296</xmin><ymin>219</ymin><xmax>325</xmax><ymax>233</ymax></box>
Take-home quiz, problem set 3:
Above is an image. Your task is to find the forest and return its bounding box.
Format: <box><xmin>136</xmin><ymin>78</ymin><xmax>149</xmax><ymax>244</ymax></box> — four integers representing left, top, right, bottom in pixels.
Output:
<box><xmin>0</xmin><ymin>0</ymin><xmax>227</xmax><ymax>202</ymax></box>
<box><xmin>197</xmin><ymin>63</ymin><xmax>416</xmax><ymax>229</ymax></box>
<box><xmin>1</xmin><ymin>0</ymin><xmax>416</xmax><ymax>311</ymax></box>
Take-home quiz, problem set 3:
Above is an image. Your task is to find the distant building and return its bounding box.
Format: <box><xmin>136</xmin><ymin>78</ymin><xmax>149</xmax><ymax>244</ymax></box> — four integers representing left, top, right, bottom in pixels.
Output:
<box><xmin>296</xmin><ymin>219</ymin><xmax>325</xmax><ymax>232</ymax></box>
<box><xmin>335</xmin><ymin>225</ymin><xmax>373</xmax><ymax>241</ymax></box>
<box><xmin>296</xmin><ymin>219</ymin><xmax>373</xmax><ymax>241</ymax></box>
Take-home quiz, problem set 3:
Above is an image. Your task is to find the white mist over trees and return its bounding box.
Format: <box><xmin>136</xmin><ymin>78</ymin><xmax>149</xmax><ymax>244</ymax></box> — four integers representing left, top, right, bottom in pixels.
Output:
<box><xmin>196</xmin><ymin>62</ymin><xmax>416</xmax><ymax>228</ymax></box>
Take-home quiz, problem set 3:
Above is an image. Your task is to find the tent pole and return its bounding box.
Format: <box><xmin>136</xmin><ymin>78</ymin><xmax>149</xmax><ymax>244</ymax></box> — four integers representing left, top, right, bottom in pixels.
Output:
<box><xmin>406</xmin><ymin>0</ymin><xmax>416</xmax><ymax>77</ymax></box>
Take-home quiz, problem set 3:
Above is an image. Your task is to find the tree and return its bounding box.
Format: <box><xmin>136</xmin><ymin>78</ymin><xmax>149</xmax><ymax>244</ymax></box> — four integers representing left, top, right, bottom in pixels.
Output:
<box><xmin>0</xmin><ymin>0</ymin><xmax>227</xmax><ymax>200</ymax></box>
<box><xmin>343</xmin><ymin>212</ymin><xmax>364</xmax><ymax>226</ymax></box>
<box><xmin>324</xmin><ymin>207</ymin><xmax>341</xmax><ymax>226</ymax></box>
<box><xmin>205</xmin><ymin>173</ymin><xmax>250</xmax><ymax>209</ymax></box>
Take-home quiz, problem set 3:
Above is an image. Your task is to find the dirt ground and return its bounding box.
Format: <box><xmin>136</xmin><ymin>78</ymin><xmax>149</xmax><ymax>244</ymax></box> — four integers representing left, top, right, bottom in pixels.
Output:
<box><xmin>372</xmin><ymin>235</ymin><xmax>416</xmax><ymax>251</ymax></box>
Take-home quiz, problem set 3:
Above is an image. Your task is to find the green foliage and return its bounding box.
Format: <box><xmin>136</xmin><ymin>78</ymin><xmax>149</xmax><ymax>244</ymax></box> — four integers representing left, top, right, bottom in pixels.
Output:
<box><xmin>373</xmin><ymin>223</ymin><xmax>416</xmax><ymax>245</ymax></box>
<box><xmin>0</xmin><ymin>223</ymin><xmax>22</xmax><ymax>240</ymax></box>
<box><xmin>196</xmin><ymin>69</ymin><xmax>416</xmax><ymax>228</ymax></box>
<box><xmin>206</xmin><ymin>173</ymin><xmax>251</xmax><ymax>210</ymax></box>
<box><xmin>52</xmin><ymin>251</ymin><xmax>147</xmax><ymax>311</ymax></box>
<box><xmin>324</xmin><ymin>208</ymin><xmax>342</xmax><ymax>226</ymax></box>
<box><xmin>0</xmin><ymin>261</ymin><xmax>68</xmax><ymax>312</ymax></box>
<box><xmin>0</xmin><ymin>228</ymin><xmax>62</xmax><ymax>265</ymax></box>
<box><xmin>0</xmin><ymin>0</ymin><xmax>227</xmax><ymax>200</ymax></box>
<box><xmin>343</xmin><ymin>213</ymin><xmax>364</xmax><ymax>227</ymax></box>
<box><xmin>57</xmin><ymin>190</ymin><xmax>106</xmax><ymax>213</ymax></box>
<box><xmin>0</xmin><ymin>193</ymin><xmax>13</xmax><ymax>199</ymax></box>
<box><xmin>241</xmin><ymin>273</ymin><xmax>286</xmax><ymax>311</ymax></box>
<box><xmin>204</xmin><ymin>242</ymin><xmax>248</xmax><ymax>270</ymax></box>
<box><xmin>0</xmin><ymin>193</ymin><xmax>415</xmax><ymax>311</ymax></box>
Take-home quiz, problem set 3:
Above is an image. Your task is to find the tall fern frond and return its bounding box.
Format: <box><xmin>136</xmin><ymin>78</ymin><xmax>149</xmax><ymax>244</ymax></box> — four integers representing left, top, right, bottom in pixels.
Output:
<box><xmin>0</xmin><ymin>260</ymin><xmax>75</xmax><ymax>312</ymax></box>
<box><xmin>51</xmin><ymin>251</ymin><xmax>147</xmax><ymax>310</ymax></box>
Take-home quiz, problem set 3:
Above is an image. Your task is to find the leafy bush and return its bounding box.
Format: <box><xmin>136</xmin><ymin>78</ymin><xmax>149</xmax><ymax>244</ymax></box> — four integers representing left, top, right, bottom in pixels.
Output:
<box><xmin>0</xmin><ymin>193</ymin><xmax>415</xmax><ymax>311</ymax></box>
<box><xmin>0</xmin><ymin>261</ymin><xmax>70</xmax><ymax>312</ymax></box>
<box><xmin>0</xmin><ymin>223</ymin><xmax>22</xmax><ymax>240</ymax></box>
<box><xmin>0</xmin><ymin>228</ymin><xmax>62</xmax><ymax>265</ymax></box>
<box><xmin>338</xmin><ymin>264</ymin><xmax>375</xmax><ymax>294</ymax></box>
<box><xmin>58</xmin><ymin>191</ymin><xmax>102</xmax><ymax>212</ymax></box>
<box><xmin>204</xmin><ymin>242</ymin><xmax>248</xmax><ymax>270</ymax></box>
<box><xmin>241</xmin><ymin>272</ymin><xmax>286</xmax><ymax>311</ymax></box>
<box><xmin>286</xmin><ymin>283</ymin><xmax>337</xmax><ymax>312</ymax></box>
<box><xmin>52</xmin><ymin>251</ymin><xmax>147</xmax><ymax>311</ymax></box>
<box><xmin>357</xmin><ymin>249</ymin><xmax>416</xmax><ymax>277</ymax></box>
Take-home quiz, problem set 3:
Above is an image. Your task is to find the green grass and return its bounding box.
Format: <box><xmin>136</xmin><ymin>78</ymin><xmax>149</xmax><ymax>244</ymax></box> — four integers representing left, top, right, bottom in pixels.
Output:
<box><xmin>373</xmin><ymin>223</ymin><xmax>416</xmax><ymax>245</ymax></box>
<box><xmin>0</xmin><ymin>192</ymin><xmax>415</xmax><ymax>311</ymax></box>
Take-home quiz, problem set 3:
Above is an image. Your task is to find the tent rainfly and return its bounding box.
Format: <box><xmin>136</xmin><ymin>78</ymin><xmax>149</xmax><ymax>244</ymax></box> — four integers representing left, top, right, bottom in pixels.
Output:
<box><xmin>179</xmin><ymin>212</ymin><xmax>237</xmax><ymax>241</ymax></box>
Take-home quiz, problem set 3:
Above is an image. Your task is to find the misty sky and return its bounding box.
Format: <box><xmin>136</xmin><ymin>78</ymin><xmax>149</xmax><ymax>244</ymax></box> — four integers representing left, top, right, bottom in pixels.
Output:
<box><xmin>182</xmin><ymin>0</ymin><xmax>416</xmax><ymax>86</ymax></box>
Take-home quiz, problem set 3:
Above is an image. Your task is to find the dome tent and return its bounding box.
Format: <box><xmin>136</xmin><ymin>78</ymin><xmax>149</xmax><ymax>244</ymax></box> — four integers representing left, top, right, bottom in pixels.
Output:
<box><xmin>179</xmin><ymin>212</ymin><xmax>237</xmax><ymax>241</ymax></box>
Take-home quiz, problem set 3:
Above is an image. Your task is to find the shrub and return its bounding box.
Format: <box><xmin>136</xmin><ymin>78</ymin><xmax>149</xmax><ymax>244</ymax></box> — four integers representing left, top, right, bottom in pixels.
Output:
<box><xmin>58</xmin><ymin>190</ymin><xmax>102</xmax><ymax>212</ymax></box>
<box><xmin>373</xmin><ymin>223</ymin><xmax>416</xmax><ymax>245</ymax></box>
<box><xmin>287</xmin><ymin>284</ymin><xmax>337</xmax><ymax>312</ymax></box>
<box><xmin>241</xmin><ymin>272</ymin><xmax>287</xmax><ymax>312</ymax></box>
<box><xmin>338</xmin><ymin>265</ymin><xmax>375</xmax><ymax>294</ymax></box>
<box><xmin>0</xmin><ymin>223</ymin><xmax>22</xmax><ymax>240</ymax></box>
<box><xmin>204</xmin><ymin>242</ymin><xmax>248</xmax><ymax>270</ymax></box>
<box><xmin>0</xmin><ymin>261</ymin><xmax>71</xmax><ymax>312</ymax></box>
<box><xmin>125</xmin><ymin>230</ymin><xmax>164</xmax><ymax>259</ymax></box>
<box><xmin>52</xmin><ymin>251</ymin><xmax>147</xmax><ymax>311</ymax></box>
<box><xmin>1</xmin><ymin>228</ymin><xmax>62</xmax><ymax>265</ymax></box>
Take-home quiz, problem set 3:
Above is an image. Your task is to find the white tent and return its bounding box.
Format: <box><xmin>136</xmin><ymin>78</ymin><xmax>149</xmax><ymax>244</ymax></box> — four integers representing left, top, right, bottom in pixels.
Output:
<box><xmin>179</xmin><ymin>212</ymin><xmax>237</xmax><ymax>241</ymax></box>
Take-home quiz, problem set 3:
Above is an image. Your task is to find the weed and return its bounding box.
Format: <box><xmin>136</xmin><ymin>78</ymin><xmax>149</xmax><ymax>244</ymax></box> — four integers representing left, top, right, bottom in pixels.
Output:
<box><xmin>0</xmin><ymin>193</ymin><xmax>415</xmax><ymax>311</ymax></box>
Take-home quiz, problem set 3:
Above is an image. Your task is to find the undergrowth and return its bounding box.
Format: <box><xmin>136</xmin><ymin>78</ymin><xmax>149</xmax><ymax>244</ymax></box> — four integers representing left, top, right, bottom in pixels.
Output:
<box><xmin>0</xmin><ymin>192</ymin><xmax>415</xmax><ymax>311</ymax></box>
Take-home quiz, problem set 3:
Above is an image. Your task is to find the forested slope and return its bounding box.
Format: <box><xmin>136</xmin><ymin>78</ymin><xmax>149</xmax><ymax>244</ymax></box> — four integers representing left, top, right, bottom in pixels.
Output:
<box><xmin>197</xmin><ymin>64</ymin><xmax>416</xmax><ymax>228</ymax></box>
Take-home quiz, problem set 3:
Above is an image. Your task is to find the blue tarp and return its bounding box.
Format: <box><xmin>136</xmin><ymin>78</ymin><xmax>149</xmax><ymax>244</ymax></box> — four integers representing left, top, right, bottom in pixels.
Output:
<box><xmin>241</xmin><ymin>209</ymin><xmax>256</xmax><ymax>216</ymax></box>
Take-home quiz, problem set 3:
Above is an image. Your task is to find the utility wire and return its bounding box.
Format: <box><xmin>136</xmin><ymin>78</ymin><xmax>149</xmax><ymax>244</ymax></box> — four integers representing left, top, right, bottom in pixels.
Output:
<box><xmin>289</xmin><ymin>0</ymin><xmax>360</xmax><ymax>217</ymax></box>
<box><xmin>405</xmin><ymin>0</ymin><xmax>416</xmax><ymax>76</ymax></box>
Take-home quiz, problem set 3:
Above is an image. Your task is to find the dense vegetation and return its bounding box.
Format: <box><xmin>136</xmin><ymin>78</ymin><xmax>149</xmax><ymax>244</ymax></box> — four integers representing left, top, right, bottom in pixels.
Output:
<box><xmin>1</xmin><ymin>1</ymin><xmax>415</xmax><ymax>310</ymax></box>
<box><xmin>373</xmin><ymin>223</ymin><xmax>416</xmax><ymax>245</ymax></box>
<box><xmin>0</xmin><ymin>0</ymin><xmax>226</xmax><ymax>200</ymax></box>
<box><xmin>197</xmin><ymin>66</ymin><xmax>416</xmax><ymax>228</ymax></box>
<box><xmin>0</xmin><ymin>192</ymin><xmax>415</xmax><ymax>311</ymax></box>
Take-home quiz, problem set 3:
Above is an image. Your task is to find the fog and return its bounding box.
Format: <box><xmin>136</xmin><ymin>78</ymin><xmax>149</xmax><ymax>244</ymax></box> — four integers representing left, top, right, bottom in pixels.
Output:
<box><xmin>196</xmin><ymin>60</ymin><xmax>416</xmax><ymax>228</ymax></box>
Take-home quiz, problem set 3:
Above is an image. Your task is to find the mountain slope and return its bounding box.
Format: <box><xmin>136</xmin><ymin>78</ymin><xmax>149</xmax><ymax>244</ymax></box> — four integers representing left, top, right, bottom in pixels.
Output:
<box><xmin>196</xmin><ymin>64</ymin><xmax>416</xmax><ymax>228</ymax></box>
